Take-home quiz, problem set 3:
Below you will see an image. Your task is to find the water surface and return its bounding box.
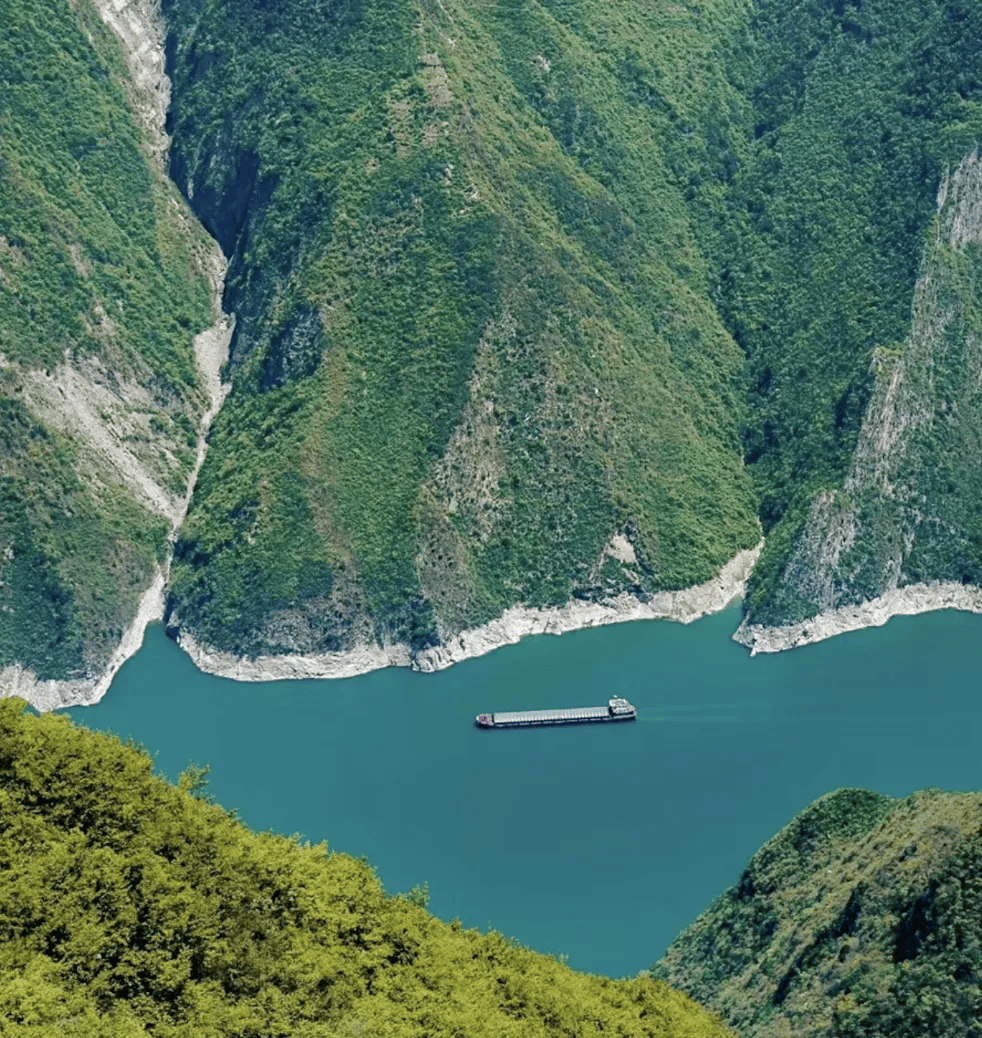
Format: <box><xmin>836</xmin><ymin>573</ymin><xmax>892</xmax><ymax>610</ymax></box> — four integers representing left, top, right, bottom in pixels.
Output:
<box><xmin>71</xmin><ymin>605</ymin><xmax>982</xmax><ymax>977</ymax></box>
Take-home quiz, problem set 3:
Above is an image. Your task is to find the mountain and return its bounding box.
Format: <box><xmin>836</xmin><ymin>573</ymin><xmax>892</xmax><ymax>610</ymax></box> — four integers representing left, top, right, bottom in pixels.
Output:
<box><xmin>158</xmin><ymin>0</ymin><xmax>982</xmax><ymax>670</ymax></box>
<box><xmin>730</xmin><ymin>0</ymin><xmax>982</xmax><ymax>650</ymax></box>
<box><xmin>3</xmin><ymin>0</ymin><xmax>982</xmax><ymax>694</ymax></box>
<box><xmin>0</xmin><ymin>0</ymin><xmax>224</xmax><ymax>702</ymax></box>
<box><xmin>0</xmin><ymin>695</ymin><xmax>733</xmax><ymax>1037</ymax></box>
<box><xmin>159</xmin><ymin>0</ymin><xmax>760</xmax><ymax>668</ymax></box>
<box><xmin>652</xmin><ymin>787</ymin><xmax>982</xmax><ymax>1038</ymax></box>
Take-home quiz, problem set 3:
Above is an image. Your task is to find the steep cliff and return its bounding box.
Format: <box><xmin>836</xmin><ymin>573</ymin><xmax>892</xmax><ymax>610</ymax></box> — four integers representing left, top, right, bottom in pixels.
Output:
<box><xmin>653</xmin><ymin>787</ymin><xmax>982</xmax><ymax>1038</ymax></box>
<box><xmin>738</xmin><ymin>149</ymin><xmax>982</xmax><ymax>650</ymax></box>
<box><xmin>730</xmin><ymin>0</ymin><xmax>982</xmax><ymax>643</ymax></box>
<box><xmin>159</xmin><ymin>0</ymin><xmax>982</xmax><ymax>669</ymax></box>
<box><xmin>0</xmin><ymin>0</ymin><xmax>225</xmax><ymax>703</ymax></box>
<box><xmin>6</xmin><ymin>0</ymin><xmax>982</xmax><ymax>694</ymax></box>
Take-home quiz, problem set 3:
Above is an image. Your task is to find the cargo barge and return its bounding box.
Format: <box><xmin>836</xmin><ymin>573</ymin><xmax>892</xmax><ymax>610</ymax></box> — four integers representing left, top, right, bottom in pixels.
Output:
<box><xmin>475</xmin><ymin>697</ymin><xmax>636</xmax><ymax>728</ymax></box>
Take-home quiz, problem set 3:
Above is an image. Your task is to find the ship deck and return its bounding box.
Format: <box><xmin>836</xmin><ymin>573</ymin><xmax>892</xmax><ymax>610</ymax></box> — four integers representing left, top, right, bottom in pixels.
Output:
<box><xmin>492</xmin><ymin>706</ymin><xmax>615</xmax><ymax>725</ymax></box>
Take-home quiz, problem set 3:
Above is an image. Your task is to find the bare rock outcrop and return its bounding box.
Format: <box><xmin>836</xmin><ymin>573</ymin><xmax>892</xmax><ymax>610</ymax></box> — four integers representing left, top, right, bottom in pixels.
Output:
<box><xmin>90</xmin><ymin>0</ymin><xmax>171</xmax><ymax>163</ymax></box>
<box><xmin>738</xmin><ymin>150</ymin><xmax>982</xmax><ymax>653</ymax></box>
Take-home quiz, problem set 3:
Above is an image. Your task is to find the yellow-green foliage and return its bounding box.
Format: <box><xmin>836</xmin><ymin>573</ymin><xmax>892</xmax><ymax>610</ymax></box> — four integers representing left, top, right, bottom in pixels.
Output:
<box><xmin>654</xmin><ymin>787</ymin><xmax>982</xmax><ymax>1038</ymax></box>
<box><xmin>0</xmin><ymin>698</ymin><xmax>731</xmax><ymax>1037</ymax></box>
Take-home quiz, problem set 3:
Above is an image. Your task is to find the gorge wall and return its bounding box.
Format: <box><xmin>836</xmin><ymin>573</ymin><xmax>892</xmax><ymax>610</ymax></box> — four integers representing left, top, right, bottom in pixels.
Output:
<box><xmin>738</xmin><ymin>150</ymin><xmax>982</xmax><ymax>651</ymax></box>
<box><xmin>730</xmin><ymin>0</ymin><xmax>982</xmax><ymax>644</ymax></box>
<box><xmin>3</xmin><ymin>0</ymin><xmax>982</xmax><ymax>704</ymax></box>
<box><xmin>654</xmin><ymin>787</ymin><xmax>982</xmax><ymax>1038</ymax></box>
<box><xmin>159</xmin><ymin>0</ymin><xmax>761</xmax><ymax>670</ymax></box>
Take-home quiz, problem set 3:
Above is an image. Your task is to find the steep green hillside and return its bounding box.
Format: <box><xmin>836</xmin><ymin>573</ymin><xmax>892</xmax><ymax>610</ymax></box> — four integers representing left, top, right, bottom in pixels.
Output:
<box><xmin>6</xmin><ymin>0</ymin><xmax>982</xmax><ymax>682</ymax></box>
<box><xmin>726</xmin><ymin>0</ymin><xmax>982</xmax><ymax>627</ymax></box>
<box><xmin>0</xmin><ymin>696</ymin><xmax>732</xmax><ymax>1037</ymax></box>
<box><xmin>162</xmin><ymin>0</ymin><xmax>760</xmax><ymax>659</ymax></box>
<box><xmin>160</xmin><ymin>0</ymin><xmax>982</xmax><ymax>656</ymax></box>
<box><xmin>0</xmin><ymin>0</ymin><xmax>214</xmax><ymax>680</ymax></box>
<box><xmin>653</xmin><ymin>787</ymin><xmax>982</xmax><ymax>1038</ymax></box>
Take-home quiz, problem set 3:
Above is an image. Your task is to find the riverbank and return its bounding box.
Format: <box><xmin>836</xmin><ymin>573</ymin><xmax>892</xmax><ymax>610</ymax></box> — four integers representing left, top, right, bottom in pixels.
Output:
<box><xmin>734</xmin><ymin>579</ymin><xmax>982</xmax><ymax>654</ymax></box>
<box><xmin>172</xmin><ymin>544</ymin><xmax>763</xmax><ymax>683</ymax></box>
<box><xmin>0</xmin><ymin>571</ymin><xmax>167</xmax><ymax>713</ymax></box>
<box><xmin>71</xmin><ymin>572</ymin><xmax>982</xmax><ymax>978</ymax></box>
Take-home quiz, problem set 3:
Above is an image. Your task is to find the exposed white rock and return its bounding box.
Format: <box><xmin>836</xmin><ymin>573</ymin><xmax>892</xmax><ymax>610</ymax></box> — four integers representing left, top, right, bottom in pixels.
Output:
<box><xmin>605</xmin><ymin>533</ymin><xmax>638</xmax><ymax>566</ymax></box>
<box><xmin>734</xmin><ymin>580</ymin><xmax>982</xmax><ymax>655</ymax></box>
<box><xmin>9</xmin><ymin>261</ymin><xmax>232</xmax><ymax>712</ymax></box>
<box><xmin>0</xmin><ymin>3</ymin><xmax>234</xmax><ymax>713</ymax></box>
<box><xmin>174</xmin><ymin>543</ymin><xmax>762</xmax><ymax>683</ymax></box>
<box><xmin>937</xmin><ymin>147</ymin><xmax>982</xmax><ymax>250</ymax></box>
<box><xmin>90</xmin><ymin>0</ymin><xmax>171</xmax><ymax>164</ymax></box>
<box><xmin>177</xmin><ymin>629</ymin><xmax>414</xmax><ymax>683</ymax></box>
<box><xmin>414</xmin><ymin>543</ymin><xmax>761</xmax><ymax>673</ymax></box>
<box><xmin>22</xmin><ymin>354</ymin><xmax>186</xmax><ymax>524</ymax></box>
<box><xmin>760</xmin><ymin>148</ymin><xmax>982</xmax><ymax>636</ymax></box>
<box><xmin>182</xmin><ymin>256</ymin><xmax>234</xmax><ymax>519</ymax></box>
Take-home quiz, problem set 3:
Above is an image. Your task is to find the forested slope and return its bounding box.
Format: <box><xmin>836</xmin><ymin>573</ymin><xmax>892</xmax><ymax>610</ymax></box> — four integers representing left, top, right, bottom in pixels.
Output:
<box><xmin>0</xmin><ymin>697</ymin><xmax>732</xmax><ymax>1037</ymax></box>
<box><xmin>0</xmin><ymin>0</ymin><xmax>216</xmax><ymax>686</ymax></box>
<box><xmin>653</xmin><ymin>787</ymin><xmax>982</xmax><ymax>1038</ymax></box>
<box><xmin>726</xmin><ymin>0</ymin><xmax>982</xmax><ymax>634</ymax></box>
<box><xmin>161</xmin><ymin>0</ymin><xmax>761</xmax><ymax>662</ymax></box>
<box><xmin>5</xmin><ymin>0</ymin><xmax>982</xmax><ymax>686</ymax></box>
<box><xmin>160</xmin><ymin>0</ymin><xmax>982</xmax><ymax>662</ymax></box>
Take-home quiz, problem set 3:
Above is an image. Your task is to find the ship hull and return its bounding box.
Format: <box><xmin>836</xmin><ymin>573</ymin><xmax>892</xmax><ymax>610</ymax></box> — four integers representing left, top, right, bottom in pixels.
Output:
<box><xmin>474</xmin><ymin>712</ymin><xmax>636</xmax><ymax>729</ymax></box>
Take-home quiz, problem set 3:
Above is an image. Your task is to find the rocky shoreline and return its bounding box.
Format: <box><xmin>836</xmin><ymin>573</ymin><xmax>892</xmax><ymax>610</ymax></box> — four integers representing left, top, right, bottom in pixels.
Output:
<box><xmin>0</xmin><ymin>571</ymin><xmax>168</xmax><ymax>713</ymax></box>
<box><xmin>734</xmin><ymin>580</ymin><xmax>982</xmax><ymax>654</ymax></box>
<box><xmin>24</xmin><ymin>539</ymin><xmax>982</xmax><ymax>713</ymax></box>
<box><xmin>173</xmin><ymin>544</ymin><xmax>763</xmax><ymax>684</ymax></box>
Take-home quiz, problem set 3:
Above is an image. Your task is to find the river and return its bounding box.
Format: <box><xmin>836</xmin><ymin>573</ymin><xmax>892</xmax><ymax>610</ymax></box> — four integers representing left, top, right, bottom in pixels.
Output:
<box><xmin>69</xmin><ymin>603</ymin><xmax>982</xmax><ymax>978</ymax></box>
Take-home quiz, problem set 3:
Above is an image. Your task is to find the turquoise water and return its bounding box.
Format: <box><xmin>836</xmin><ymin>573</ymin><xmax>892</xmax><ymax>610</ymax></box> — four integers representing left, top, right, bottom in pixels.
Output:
<box><xmin>70</xmin><ymin>604</ymin><xmax>982</xmax><ymax>978</ymax></box>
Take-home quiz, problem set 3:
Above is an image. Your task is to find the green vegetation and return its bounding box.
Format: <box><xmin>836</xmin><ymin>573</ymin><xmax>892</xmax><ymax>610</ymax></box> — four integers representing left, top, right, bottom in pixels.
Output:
<box><xmin>163</xmin><ymin>0</ymin><xmax>760</xmax><ymax>657</ymax></box>
<box><xmin>0</xmin><ymin>696</ymin><xmax>733</xmax><ymax>1036</ymax></box>
<box><xmin>726</xmin><ymin>0</ymin><xmax>982</xmax><ymax>624</ymax></box>
<box><xmin>653</xmin><ymin>787</ymin><xmax>982</xmax><ymax>1038</ymax></box>
<box><xmin>7</xmin><ymin>0</ymin><xmax>982</xmax><ymax>675</ymax></box>
<box><xmin>0</xmin><ymin>396</ymin><xmax>170</xmax><ymax>679</ymax></box>
<box><xmin>0</xmin><ymin>0</ymin><xmax>211</xmax><ymax>379</ymax></box>
<box><xmin>0</xmin><ymin>0</ymin><xmax>214</xmax><ymax>679</ymax></box>
<box><xmin>162</xmin><ymin>0</ymin><xmax>982</xmax><ymax>652</ymax></box>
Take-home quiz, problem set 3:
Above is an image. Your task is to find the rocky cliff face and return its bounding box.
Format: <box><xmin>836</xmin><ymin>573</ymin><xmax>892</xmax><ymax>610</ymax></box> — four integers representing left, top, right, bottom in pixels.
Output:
<box><xmin>89</xmin><ymin>0</ymin><xmax>171</xmax><ymax>163</ymax></box>
<box><xmin>737</xmin><ymin>150</ymin><xmax>982</xmax><ymax>652</ymax></box>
